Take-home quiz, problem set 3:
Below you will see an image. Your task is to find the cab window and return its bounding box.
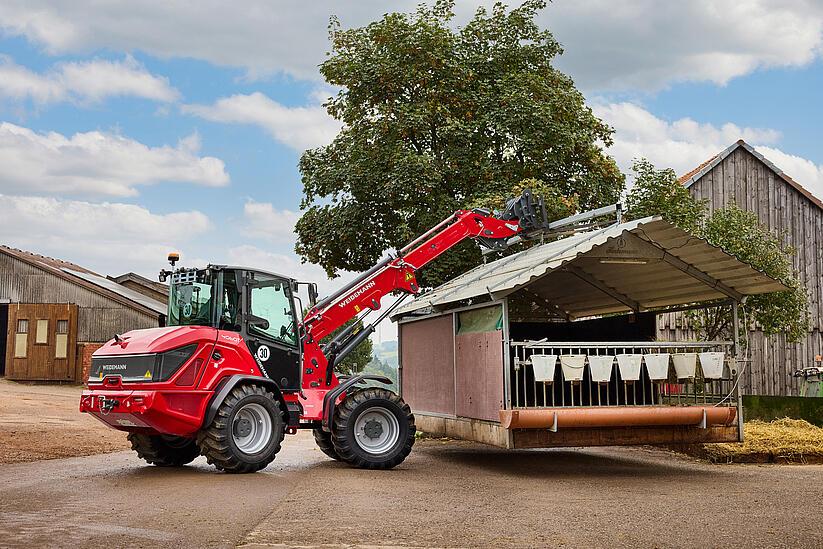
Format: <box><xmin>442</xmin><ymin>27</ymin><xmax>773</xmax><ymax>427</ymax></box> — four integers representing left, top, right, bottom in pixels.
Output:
<box><xmin>249</xmin><ymin>280</ymin><xmax>296</xmax><ymax>347</ymax></box>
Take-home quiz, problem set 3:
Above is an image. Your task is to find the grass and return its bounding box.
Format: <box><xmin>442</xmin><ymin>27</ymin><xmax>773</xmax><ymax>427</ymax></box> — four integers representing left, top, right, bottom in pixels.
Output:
<box><xmin>682</xmin><ymin>418</ymin><xmax>823</xmax><ymax>464</ymax></box>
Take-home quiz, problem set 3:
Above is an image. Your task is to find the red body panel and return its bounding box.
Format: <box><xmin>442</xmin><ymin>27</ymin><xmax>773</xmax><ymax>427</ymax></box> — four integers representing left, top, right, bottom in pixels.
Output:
<box><xmin>81</xmin><ymin>208</ymin><xmax>525</xmax><ymax>436</ymax></box>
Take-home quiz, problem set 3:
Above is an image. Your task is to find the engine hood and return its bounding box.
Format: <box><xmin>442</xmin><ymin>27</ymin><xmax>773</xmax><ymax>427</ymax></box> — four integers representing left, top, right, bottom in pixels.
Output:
<box><xmin>93</xmin><ymin>326</ymin><xmax>219</xmax><ymax>356</ymax></box>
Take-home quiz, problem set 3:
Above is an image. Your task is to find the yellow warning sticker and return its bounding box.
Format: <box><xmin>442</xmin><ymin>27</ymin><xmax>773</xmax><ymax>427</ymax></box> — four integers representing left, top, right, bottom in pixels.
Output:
<box><xmin>354</xmin><ymin>305</ymin><xmax>361</xmax><ymax>312</ymax></box>
<box><xmin>144</xmin><ymin>370</ymin><xmax>152</xmax><ymax>379</ymax></box>
<box><xmin>405</xmin><ymin>271</ymin><xmax>414</xmax><ymax>281</ymax></box>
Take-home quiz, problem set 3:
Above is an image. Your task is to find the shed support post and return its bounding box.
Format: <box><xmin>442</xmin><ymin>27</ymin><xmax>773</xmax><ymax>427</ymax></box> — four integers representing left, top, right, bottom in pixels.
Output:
<box><xmin>733</xmin><ymin>301</ymin><xmax>745</xmax><ymax>442</ymax></box>
<box><xmin>502</xmin><ymin>298</ymin><xmax>512</xmax><ymax>410</ymax></box>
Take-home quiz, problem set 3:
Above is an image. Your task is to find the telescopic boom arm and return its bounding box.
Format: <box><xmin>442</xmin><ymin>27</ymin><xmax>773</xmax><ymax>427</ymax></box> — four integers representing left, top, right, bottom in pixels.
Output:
<box><xmin>302</xmin><ymin>190</ymin><xmax>549</xmax><ymax>343</ymax></box>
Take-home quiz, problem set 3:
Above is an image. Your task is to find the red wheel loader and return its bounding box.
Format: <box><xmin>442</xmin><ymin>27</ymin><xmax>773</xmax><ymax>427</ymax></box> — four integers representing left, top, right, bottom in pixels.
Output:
<box><xmin>79</xmin><ymin>190</ymin><xmax>549</xmax><ymax>472</ymax></box>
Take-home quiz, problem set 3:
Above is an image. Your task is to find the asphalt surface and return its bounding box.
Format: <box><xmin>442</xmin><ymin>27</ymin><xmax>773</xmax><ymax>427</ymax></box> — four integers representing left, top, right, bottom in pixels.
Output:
<box><xmin>2</xmin><ymin>431</ymin><xmax>823</xmax><ymax>548</ymax></box>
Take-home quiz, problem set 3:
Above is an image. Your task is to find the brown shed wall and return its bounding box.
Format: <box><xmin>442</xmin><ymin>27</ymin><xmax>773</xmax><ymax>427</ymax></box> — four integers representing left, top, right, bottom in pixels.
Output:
<box><xmin>399</xmin><ymin>315</ymin><xmax>455</xmax><ymax>416</ymax></box>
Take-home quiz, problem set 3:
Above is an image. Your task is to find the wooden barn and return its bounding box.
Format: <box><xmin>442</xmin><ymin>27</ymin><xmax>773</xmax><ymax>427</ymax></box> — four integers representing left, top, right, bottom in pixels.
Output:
<box><xmin>660</xmin><ymin>140</ymin><xmax>823</xmax><ymax>396</ymax></box>
<box><xmin>0</xmin><ymin>246</ymin><xmax>166</xmax><ymax>382</ymax></box>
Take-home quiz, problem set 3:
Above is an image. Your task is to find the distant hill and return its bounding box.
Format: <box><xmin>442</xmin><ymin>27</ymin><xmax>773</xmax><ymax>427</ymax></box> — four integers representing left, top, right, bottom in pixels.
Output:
<box><xmin>374</xmin><ymin>340</ymin><xmax>398</xmax><ymax>368</ymax></box>
<box><xmin>362</xmin><ymin>339</ymin><xmax>399</xmax><ymax>385</ymax></box>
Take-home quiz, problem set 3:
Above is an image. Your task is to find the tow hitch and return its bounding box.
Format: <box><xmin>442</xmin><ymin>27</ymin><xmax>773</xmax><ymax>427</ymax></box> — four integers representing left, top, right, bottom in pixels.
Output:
<box><xmin>99</xmin><ymin>397</ymin><xmax>120</xmax><ymax>414</ymax></box>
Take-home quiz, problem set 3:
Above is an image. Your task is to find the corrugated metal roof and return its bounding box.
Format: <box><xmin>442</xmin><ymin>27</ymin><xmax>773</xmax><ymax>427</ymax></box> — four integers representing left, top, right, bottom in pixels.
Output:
<box><xmin>393</xmin><ymin>217</ymin><xmax>787</xmax><ymax>320</ymax></box>
<box><xmin>63</xmin><ymin>269</ymin><xmax>167</xmax><ymax>315</ymax></box>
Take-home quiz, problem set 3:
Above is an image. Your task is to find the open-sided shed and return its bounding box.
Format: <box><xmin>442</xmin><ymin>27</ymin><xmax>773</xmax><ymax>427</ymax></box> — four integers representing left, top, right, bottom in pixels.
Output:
<box><xmin>392</xmin><ymin>216</ymin><xmax>786</xmax><ymax>448</ymax></box>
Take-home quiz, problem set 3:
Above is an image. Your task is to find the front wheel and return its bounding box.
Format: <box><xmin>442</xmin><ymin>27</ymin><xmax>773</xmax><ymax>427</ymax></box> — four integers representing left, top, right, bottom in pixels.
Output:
<box><xmin>197</xmin><ymin>384</ymin><xmax>285</xmax><ymax>473</ymax></box>
<box><xmin>331</xmin><ymin>388</ymin><xmax>415</xmax><ymax>469</ymax></box>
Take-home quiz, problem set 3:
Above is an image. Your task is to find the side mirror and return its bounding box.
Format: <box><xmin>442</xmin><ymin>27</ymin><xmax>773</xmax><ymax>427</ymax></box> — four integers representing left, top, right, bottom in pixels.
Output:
<box><xmin>247</xmin><ymin>314</ymin><xmax>270</xmax><ymax>331</ymax></box>
<box><xmin>308</xmin><ymin>283</ymin><xmax>318</xmax><ymax>308</ymax></box>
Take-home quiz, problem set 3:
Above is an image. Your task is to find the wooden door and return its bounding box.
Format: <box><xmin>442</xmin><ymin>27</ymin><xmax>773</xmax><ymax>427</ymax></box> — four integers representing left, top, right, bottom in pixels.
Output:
<box><xmin>5</xmin><ymin>304</ymin><xmax>78</xmax><ymax>381</ymax></box>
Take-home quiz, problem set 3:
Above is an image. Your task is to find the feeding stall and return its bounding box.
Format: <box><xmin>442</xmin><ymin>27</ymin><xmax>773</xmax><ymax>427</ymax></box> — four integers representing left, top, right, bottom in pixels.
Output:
<box><xmin>392</xmin><ymin>217</ymin><xmax>786</xmax><ymax>449</ymax></box>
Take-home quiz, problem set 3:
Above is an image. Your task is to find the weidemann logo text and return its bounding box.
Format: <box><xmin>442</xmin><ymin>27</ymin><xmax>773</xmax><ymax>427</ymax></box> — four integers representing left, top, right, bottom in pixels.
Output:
<box><xmin>338</xmin><ymin>281</ymin><xmax>377</xmax><ymax>308</ymax></box>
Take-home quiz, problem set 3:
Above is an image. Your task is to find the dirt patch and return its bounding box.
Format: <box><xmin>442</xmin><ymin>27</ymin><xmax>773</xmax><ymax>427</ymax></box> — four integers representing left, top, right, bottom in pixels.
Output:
<box><xmin>0</xmin><ymin>379</ymin><xmax>129</xmax><ymax>463</ymax></box>
<box><xmin>671</xmin><ymin>418</ymin><xmax>823</xmax><ymax>464</ymax></box>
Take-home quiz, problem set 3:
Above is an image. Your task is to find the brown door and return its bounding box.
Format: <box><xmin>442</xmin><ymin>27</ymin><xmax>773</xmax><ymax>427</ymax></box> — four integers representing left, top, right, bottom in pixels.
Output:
<box><xmin>5</xmin><ymin>304</ymin><xmax>78</xmax><ymax>381</ymax></box>
<box><xmin>455</xmin><ymin>331</ymin><xmax>504</xmax><ymax>422</ymax></box>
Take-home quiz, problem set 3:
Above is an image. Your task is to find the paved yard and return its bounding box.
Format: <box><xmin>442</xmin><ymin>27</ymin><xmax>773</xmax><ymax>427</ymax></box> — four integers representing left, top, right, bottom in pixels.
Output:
<box><xmin>0</xmin><ymin>379</ymin><xmax>128</xmax><ymax>463</ymax></box>
<box><xmin>1</xmin><ymin>381</ymin><xmax>822</xmax><ymax>548</ymax></box>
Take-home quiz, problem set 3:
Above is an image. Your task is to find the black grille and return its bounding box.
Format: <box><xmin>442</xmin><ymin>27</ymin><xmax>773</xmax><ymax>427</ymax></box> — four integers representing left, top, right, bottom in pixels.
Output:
<box><xmin>89</xmin><ymin>344</ymin><xmax>197</xmax><ymax>383</ymax></box>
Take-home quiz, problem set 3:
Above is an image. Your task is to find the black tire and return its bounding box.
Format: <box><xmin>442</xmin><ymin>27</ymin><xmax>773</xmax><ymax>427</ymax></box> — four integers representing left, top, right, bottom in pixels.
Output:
<box><xmin>197</xmin><ymin>384</ymin><xmax>286</xmax><ymax>473</ymax></box>
<box><xmin>127</xmin><ymin>433</ymin><xmax>200</xmax><ymax>467</ymax></box>
<box><xmin>312</xmin><ymin>428</ymin><xmax>342</xmax><ymax>461</ymax></box>
<box><xmin>331</xmin><ymin>387</ymin><xmax>415</xmax><ymax>470</ymax></box>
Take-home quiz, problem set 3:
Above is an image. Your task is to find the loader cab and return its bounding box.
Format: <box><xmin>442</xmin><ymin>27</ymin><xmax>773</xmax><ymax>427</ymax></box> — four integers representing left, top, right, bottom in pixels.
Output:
<box><xmin>166</xmin><ymin>266</ymin><xmax>302</xmax><ymax>391</ymax></box>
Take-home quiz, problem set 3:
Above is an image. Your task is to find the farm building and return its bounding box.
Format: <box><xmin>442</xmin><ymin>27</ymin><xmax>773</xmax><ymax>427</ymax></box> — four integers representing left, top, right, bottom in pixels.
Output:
<box><xmin>662</xmin><ymin>140</ymin><xmax>823</xmax><ymax>396</ymax></box>
<box><xmin>392</xmin><ymin>216</ymin><xmax>785</xmax><ymax>449</ymax></box>
<box><xmin>0</xmin><ymin>246</ymin><xmax>166</xmax><ymax>382</ymax></box>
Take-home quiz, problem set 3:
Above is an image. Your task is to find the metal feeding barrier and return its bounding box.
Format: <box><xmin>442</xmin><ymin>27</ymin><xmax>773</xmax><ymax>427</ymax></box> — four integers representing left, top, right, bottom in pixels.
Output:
<box><xmin>510</xmin><ymin>341</ymin><xmax>738</xmax><ymax>409</ymax></box>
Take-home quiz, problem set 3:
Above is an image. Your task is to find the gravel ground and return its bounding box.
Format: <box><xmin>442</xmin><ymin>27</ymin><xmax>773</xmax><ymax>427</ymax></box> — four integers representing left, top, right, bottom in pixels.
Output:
<box><xmin>0</xmin><ymin>379</ymin><xmax>129</xmax><ymax>463</ymax></box>
<box><xmin>2</xmin><ymin>381</ymin><xmax>823</xmax><ymax>548</ymax></box>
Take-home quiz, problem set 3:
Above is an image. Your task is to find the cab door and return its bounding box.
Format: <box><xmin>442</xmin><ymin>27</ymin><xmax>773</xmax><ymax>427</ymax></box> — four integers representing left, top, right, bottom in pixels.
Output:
<box><xmin>243</xmin><ymin>274</ymin><xmax>301</xmax><ymax>391</ymax></box>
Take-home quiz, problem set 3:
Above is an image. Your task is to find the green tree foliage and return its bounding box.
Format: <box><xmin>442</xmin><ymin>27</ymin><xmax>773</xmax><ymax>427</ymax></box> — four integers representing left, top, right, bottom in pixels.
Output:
<box><xmin>296</xmin><ymin>0</ymin><xmax>624</xmax><ymax>287</ymax></box>
<box><xmin>702</xmin><ymin>206</ymin><xmax>809</xmax><ymax>342</ymax></box>
<box><xmin>624</xmin><ymin>159</ymin><xmax>706</xmax><ymax>234</ymax></box>
<box><xmin>625</xmin><ymin>159</ymin><xmax>809</xmax><ymax>342</ymax></box>
<box><xmin>321</xmin><ymin>318</ymin><xmax>373</xmax><ymax>375</ymax></box>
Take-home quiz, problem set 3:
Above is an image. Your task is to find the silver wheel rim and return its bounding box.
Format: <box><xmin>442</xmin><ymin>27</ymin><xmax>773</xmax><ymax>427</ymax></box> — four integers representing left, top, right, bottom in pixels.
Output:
<box><xmin>232</xmin><ymin>403</ymin><xmax>272</xmax><ymax>455</ymax></box>
<box><xmin>354</xmin><ymin>406</ymin><xmax>400</xmax><ymax>455</ymax></box>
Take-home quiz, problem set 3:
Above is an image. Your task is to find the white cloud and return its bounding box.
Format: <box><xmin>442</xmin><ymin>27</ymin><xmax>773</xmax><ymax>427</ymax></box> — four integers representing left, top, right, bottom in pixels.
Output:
<box><xmin>243</xmin><ymin>200</ymin><xmax>301</xmax><ymax>243</ymax></box>
<box><xmin>0</xmin><ymin>55</ymin><xmax>179</xmax><ymax>104</ymax></box>
<box><xmin>182</xmin><ymin>92</ymin><xmax>340</xmax><ymax>151</ymax></box>
<box><xmin>542</xmin><ymin>0</ymin><xmax>823</xmax><ymax>91</ymax></box>
<box><xmin>0</xmin><ymin>122</ymin><xmax>229</xmax><ymax>197</ymax></box>
<box><xmin>595</xmin><ymin>101</ymin><xmax>823</xmax><ymax>202</ymax></box>
<box><xmin>0</xmin><ymin>194</ymin><xmax>210</xmax><ymax>277</ymax></box>
<box><xmin>1</xmin><ymin>1</ymin><xmax>821</xmax><ymax>91</ymax></box>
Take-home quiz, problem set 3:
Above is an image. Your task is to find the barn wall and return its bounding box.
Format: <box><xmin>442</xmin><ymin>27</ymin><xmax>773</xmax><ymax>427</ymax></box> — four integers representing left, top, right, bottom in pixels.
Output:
<box><xmin>0</xmin><ymin>253</ymin><xmax>158</xmax><ymax>342</ymax></box>
<box><xmin>661</xmin><ymin>146</ymin><xmax>823</xmax><ymax>396</ymax></box>
<box><xmin>399</xmin><ymin>315</ymin><xmax>456</xmax><ymax>416</ymax></box>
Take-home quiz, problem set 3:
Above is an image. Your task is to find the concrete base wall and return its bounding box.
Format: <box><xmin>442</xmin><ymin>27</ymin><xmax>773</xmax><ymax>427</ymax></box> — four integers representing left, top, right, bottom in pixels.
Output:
<box><xmin>415</xmin><ymin>412</ymin><xmax>739</xmax><ymax>449</ymax></box>
<box><xmin>415</xmin><ymin>413</ymin><xmax>511</xmax><ymax>448</ymax></box>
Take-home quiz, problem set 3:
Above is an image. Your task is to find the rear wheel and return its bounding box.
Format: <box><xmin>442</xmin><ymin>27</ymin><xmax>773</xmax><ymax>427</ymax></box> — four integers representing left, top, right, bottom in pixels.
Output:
<box><xmin>312</xmin><ymin>428</ymin><xmax>342</xmax><ymax>461</ymax></box>
<box><xmin>331</xmin><ymin>388</ymin><xmax>415</xmax><ymax>469</ymax></box>
<box><xmin>197</xmin><ymin>384</ymin><xmax>286</xmax><ymax>473</ymax></box>
<box><xmin>128</xmin><ymin>433</ymin><xmax>200</xmax><ymax>467</ymax></box>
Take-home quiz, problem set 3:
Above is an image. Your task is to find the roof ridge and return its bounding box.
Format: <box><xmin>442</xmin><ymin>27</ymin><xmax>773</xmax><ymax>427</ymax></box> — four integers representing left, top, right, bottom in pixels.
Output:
<box><xmin>679</xmin><ymin>140</ymin><xmax>823</xmax><ymax>211</ymax></box>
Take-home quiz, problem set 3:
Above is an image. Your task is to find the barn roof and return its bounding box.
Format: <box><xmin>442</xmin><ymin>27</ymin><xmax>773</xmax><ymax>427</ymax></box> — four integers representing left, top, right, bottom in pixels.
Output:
<box><xmin>392</xmin><ymin>217</ymin><xmax>787</xmax><ymax>320</ymax></box>
<box><xmin>679</xmin><ymin>139</ymin><xmax>823</xmax><ymax>211</ymax></box>
<box><xmin>0</xmin><ymin>245</ymin><xmax>165</xmax><ymax>316</ymax></box>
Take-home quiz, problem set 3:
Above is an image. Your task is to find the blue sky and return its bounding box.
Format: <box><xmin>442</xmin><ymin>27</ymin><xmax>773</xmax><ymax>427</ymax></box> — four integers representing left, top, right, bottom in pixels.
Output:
<box><xmin>1</xmin><ymin>1</ymin><xmax>822</xmax><ymax>342</ymax></box>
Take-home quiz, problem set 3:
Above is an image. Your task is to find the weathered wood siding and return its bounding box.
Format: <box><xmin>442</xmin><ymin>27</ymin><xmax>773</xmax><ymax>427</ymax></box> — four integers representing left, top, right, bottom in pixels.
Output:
<box><xmin>0</xmin><ymin>253</ymin><xmax>158</xmax><ymax>343</ymax></box>
<box><xmin>659</xmin><ymin>146</ymin><xmax>823</xmax><ymax>396</ymax></box>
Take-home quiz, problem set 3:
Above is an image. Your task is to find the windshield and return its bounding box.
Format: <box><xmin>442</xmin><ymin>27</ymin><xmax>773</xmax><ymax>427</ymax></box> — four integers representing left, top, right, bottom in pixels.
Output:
<box><xmin>168</xmin><ymin>271</ymin><xmax>215</xmax><ymax>327</ymax></box>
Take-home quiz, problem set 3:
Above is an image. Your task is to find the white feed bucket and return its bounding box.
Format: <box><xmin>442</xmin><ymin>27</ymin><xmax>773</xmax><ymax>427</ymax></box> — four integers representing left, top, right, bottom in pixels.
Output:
<box><xmin>559</xmin><ymin>354</ymin><xmax>587</xmax><ymax>382</ymax></box>
<box><xmin>643</xmin><ymin>353</ymin><xmax>670</xmax><ymax>381</ymax></box>
<box><xmin>699</xmin><ymin>352</ymin><xmax>726</xmax><ymax>379</ymax></box>
<box><xmin>588</xmin><ymin>355</ymin><xmax>615</xmax><ymax>383</ymax></box>
<box><xmin>616</xmin><ymin>354</ymin><xmax>642</xmax><ymax>381</ymax></box>
<box><xmin>530</xmin><ymin>354</ymin><xmax>557</xmax><ymax>382</ymax></box>
<box><xmin>673</xmin><ymin>353</ymin><xmax>697</xmax><ymax>379</ymax></box>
